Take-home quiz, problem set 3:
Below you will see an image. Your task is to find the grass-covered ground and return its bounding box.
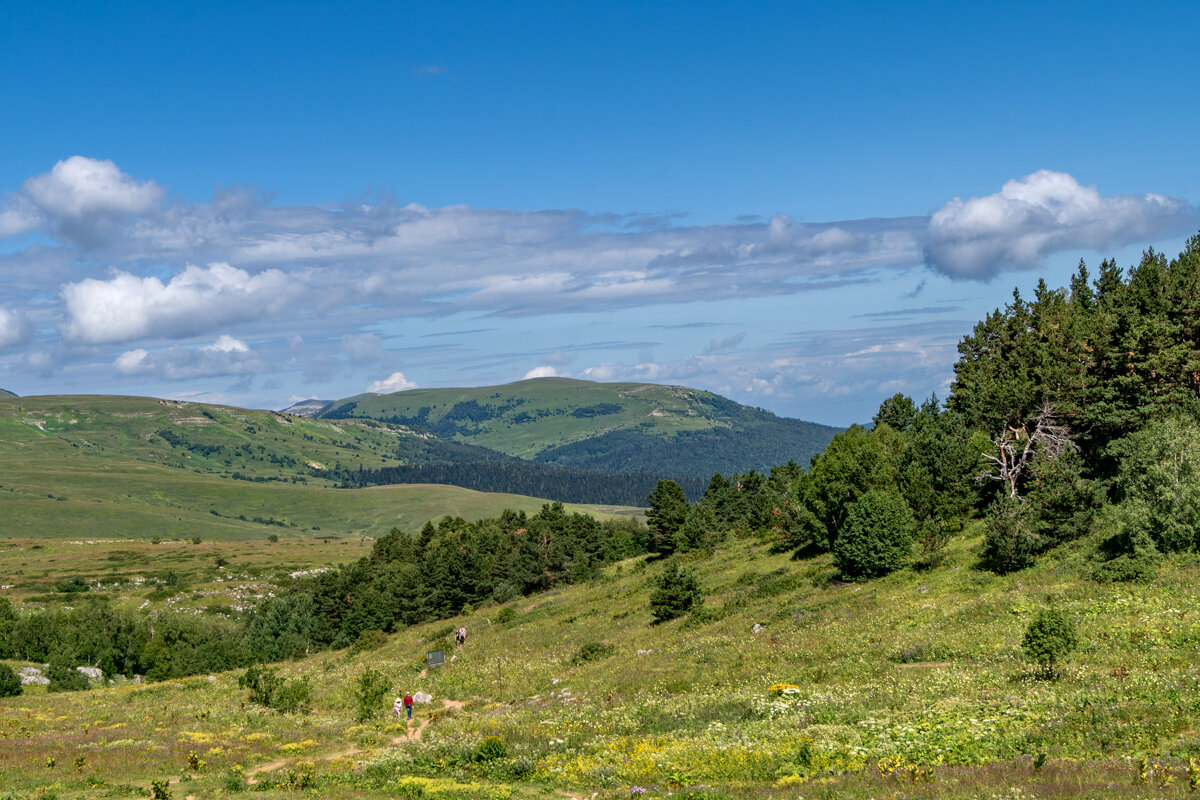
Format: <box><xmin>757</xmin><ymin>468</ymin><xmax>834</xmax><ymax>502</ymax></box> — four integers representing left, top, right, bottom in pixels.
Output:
<box><xmin>0</xmin><ymin>395</ymin><xmax>637</xmax><ymax>540</ymax></box>
<box><xmin>3</xmin><ymin>519</ymin><xmax>1199</xmax><ymax>799</ymax></box>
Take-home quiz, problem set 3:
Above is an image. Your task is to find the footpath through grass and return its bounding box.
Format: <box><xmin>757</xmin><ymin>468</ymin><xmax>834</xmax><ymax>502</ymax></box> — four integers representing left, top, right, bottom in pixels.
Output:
<box><xmin>3</xmin><ymin>523</ymin><xmax>1200</xmax><ymax>798</ymax></box>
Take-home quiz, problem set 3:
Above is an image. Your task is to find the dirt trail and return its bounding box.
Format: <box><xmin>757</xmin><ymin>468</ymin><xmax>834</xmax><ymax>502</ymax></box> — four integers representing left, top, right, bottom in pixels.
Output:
<box><xmin>245</xmin><ymin>698</ymin><xmax>466</xmax><ymax>784</ymax></box>
<box><xmin>400</xmin><ymin>698</ymin><xmax>464</xmax><ymax>742</ymax></box>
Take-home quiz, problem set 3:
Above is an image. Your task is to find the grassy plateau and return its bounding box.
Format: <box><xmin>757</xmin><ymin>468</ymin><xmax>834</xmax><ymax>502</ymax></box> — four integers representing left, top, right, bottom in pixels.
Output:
<box><xmin>0</xmin><ymin>394</ymin><xmax>636</xmax><ymax>541</ymax></box>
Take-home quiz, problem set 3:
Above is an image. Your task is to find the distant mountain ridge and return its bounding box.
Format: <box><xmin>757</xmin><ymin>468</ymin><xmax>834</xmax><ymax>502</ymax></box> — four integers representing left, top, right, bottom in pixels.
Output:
<box><xmin>307</xmin><ymin>377</ymin><xmax>841</xmax><ymax>480</ymax></box>
<box><xmin>0</xmin><ymin>388</ymin><xmax>16</xmax><ymax>398</ymax></box>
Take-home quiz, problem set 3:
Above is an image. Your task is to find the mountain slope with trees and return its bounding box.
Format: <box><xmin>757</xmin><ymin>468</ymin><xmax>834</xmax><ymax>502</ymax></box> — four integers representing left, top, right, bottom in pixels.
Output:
<box><xmin>307</xmin><ymin>377</ymin><xmax>841</xmax><ymax>480</ymax></box>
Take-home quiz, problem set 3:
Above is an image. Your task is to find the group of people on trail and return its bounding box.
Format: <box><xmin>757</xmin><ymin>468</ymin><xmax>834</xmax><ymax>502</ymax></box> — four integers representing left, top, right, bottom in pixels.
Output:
<box><xmin>393</xmin><ymin>626</ymin><xmax>467</xmax><ymax>718</ymax></box>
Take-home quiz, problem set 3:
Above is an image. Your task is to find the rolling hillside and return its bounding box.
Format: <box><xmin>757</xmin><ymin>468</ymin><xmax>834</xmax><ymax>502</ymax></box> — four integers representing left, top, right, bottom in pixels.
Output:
<box><xmin>2</xmin><ymin>521</ymin><xmax>1195</xmax><ymax>798</ymax></box>
<box><xmin>307</xmin><ymin>377</ymin><xmax>841</xmax><ymax>479</ymax></box>
<box><xmin>0</xmin><ymin>395</ymin><xmax>637</xmax><ymax>539</ymax></box>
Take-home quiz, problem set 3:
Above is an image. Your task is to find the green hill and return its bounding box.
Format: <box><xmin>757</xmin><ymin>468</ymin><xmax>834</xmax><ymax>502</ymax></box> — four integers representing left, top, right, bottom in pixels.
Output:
<box><xmin>318</xmin><ymin>377</ymin><xmax>841</xmax><ymax>479</ymax></box>
<box><xmin>0</xmin><ymin>388</ymin><xmax>15</xmax><ymax>398</ymax></box>
<box><xmin>0</xmin><ymin>395</ymin><xmax>636</xmax><ymax>539</ymax></box>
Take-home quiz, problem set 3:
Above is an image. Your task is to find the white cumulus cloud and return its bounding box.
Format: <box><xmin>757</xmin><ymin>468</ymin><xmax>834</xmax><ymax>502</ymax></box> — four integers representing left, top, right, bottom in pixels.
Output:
<box><xmin>61</xmin><ymin>262</ymin><xmax>305</xmax><ymax>344</ymax></box>
<box><xmin>924</xmin><ymin>170</ymin><xmax>1198</xmax><ymax>279</ymax></box>
<box><xmin>367</xmin><ymin>371</ymin><xmax>417</xmax><ymax>393</ymax></box>
<box><xmin>23</xmin><ymin>156</ymin><xmax>164</xmax><ymax>220</ymax></box>
<box><xmin>522</xmin><ymin>366</ymin><xmax>559</xmax><ymax>379</ymax></box>
<box><xmin>9</xmin><ymin>156</ymin><xmax>165</xmax><ymax>246</ymax></box>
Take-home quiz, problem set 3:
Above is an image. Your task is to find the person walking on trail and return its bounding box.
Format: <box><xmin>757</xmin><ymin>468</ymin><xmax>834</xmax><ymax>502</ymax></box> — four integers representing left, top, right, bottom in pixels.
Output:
<box><xmin>455</xmin><ymin>626</ymin><xmax>466</xmax><ymax>648</ymax></box>
<box><xmin>403</xmin><ymin>692</ymin><xmax>415</xmax><ymax>720</ymax></box>
<box><xmin>393</xmin><ymin>696</ymin><xmax>404</xmax><ymax>717</ymax></box>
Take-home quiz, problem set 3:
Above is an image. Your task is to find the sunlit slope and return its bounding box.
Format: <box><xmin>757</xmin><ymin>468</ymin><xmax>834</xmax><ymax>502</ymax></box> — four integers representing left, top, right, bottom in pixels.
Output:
<box><xmin>319</xmin><ymin>377</ymin><xmax>841</xmax><ymax>477</ymax></box>
<box><xmin>3</xmin><ymin>524</ymin><xmax>1197</xmax><ymax>798</ymax></box>
<box><xmin>0</xmin><ymin>395</ymin><xmax>634</xmax><ymax>539</ymax></box>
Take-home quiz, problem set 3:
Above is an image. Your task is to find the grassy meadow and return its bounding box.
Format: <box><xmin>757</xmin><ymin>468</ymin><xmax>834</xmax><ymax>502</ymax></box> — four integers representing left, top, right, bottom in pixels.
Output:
<box><xmin>4</xmin><ymin>519</ymin><xmax>1200</xmax><ymax>799</ymax></box>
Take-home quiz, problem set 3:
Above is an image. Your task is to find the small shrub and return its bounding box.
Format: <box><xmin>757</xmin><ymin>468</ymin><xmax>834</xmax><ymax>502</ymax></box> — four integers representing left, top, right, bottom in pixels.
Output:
<box><xmin>270</xmin><ymin>677</ymin><xmax>312</xmax><ymax>714</ymax></box>
<box><xmin>239</xmin><ymin>666</ymin><xmax>311</xmax><ymax>713</ymax></box>
<box><xmin>683</xmin><ymin>604</ymin><xmax>720</xmax><ymax>627</ymax></box>
<box><xmin>912</xmin><ymin>518</ymin><xmax>952</xmax><ymax>571</ymax></box>
<box><xmin>571</xmin><ymin>642</ymin><xmax>616</xmax><ymax>666</ymax></box>
<box><xmin>191</xmin><ymin>536</ymin><xmax>202</xmax><ymax>545</ymax></box>
<box><xmin>1093</xmin><ymin>552</ymin><xmax>1158</xmax><ymax>582</ymax></box>
<box><xmin>1092</xmin><ymin>529</ymin><xmax>1160</xmax><ymax>583</ymax></box>
<box><xmin>833</xmin><ymin>490</ymin><xmax>916</xmax><ymax>580</ymax></box>
<box><xmin>46</xmin><ymin>663</ymin><xmax>90</xmax><ymax>693</ymax></box>
<box><xmin>495</xmin><ymin>606</ymin><xmax>517</xmax><ymax>625</ymax></box>
<box><xmin>150</xmin><ymin>779</ymin><xmax>172</xmax><ymax>800</ymax></box>
<box><xmin>505</xmin><ymin>755</ymin><xmax>536</xmax><ymax>779</ymax></box>
<box><xmin>1022</xmin><ymin>606</ymin><xmax>1078</xmax><ymax>678</ymax></box>
<box><xmin>474</xmin><ymin>735</ymin><xmax>507</xmax><ymax>761</ymax></box>
<box><xmin>491</xmin><ymin>581</ymin><xmax>519</xmax><ymax>604</ymax></box>
<box><xmin>350</xmin><ymin>628</ymin><xmax>388</xmax><ymax>654</ymax></box>
<box><xmin>354</xmin><ymin>669</ymin><xmax>393</xmax><ymax>722</ymax></box>
<box><xmin>0</xmin><ymin>666</ymin><xmax>22</xmax><ymax>697</ymax></box>
<box><xmin>267</xmin><ymin>534</ymin><xmax>279</xmax><ymax>543</ymax></box>
<box><xmin>56</xmin><ymin>576</ymin><xmax>90</xmax><ymax>593</ymax></box>
<box><xmin>649</xmin><ymin>561</ymin><xmax>703</xmax><ymax>623</ymax></box>
<box><xmin>222</xmin><ymin>768</ymin><xmax>247</xmax><ymax>791</ymax></box>
<box><xmin>982</xmin><ymin>497</ymin><xmax>1039</xmax><ymax>573</ymax></box>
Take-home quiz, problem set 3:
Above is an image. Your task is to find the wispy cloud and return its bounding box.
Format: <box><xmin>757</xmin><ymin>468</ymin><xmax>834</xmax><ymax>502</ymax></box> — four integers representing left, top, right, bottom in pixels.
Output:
<box><xmin>703</xmin><ymin>332</ymin><xmax>745</xmax><ymax>354</ymax></box>
<box><xmin>853</xmin><ymin>306</ymin><xmax>960</xmax><ymax>319</ymax></box>
<box><xmin>114</xmin><ymin>335</ymin><xmax>264</xmax><ymax>379</ymax></box>
<box><xmin>0</xmin><ymin>308</ymin><xmax>34</xmax><ymax>349</ymax></box>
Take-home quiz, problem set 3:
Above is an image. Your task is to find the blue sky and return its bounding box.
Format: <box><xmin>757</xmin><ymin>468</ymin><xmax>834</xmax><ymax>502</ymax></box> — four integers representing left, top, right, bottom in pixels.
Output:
<box><xmin>2</xmin><ymin>1</ymin><xmax>1199</xmax><ymax>425</ymax></box>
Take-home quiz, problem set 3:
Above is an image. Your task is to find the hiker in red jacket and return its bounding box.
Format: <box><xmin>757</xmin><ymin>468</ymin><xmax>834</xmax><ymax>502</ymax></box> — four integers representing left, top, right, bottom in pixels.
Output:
<box><xmin>403</xmin><ymin>692</ymin><xmax>415</xmax><ymax>720</ymax></box>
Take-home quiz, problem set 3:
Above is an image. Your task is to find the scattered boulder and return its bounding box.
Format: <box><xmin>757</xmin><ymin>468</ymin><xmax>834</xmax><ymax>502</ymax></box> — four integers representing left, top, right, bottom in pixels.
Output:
<box><xmin>18</xmin><ymin>667</ymin><xmax>48</xmax><ymax>686</ymax></box>
<box><xmin>753</xmin><ymin>623</ymin><xmax>764</xmax><ymax>635</ymax></box>
<box><xmin>413</xmin><ymin>691</ymin><xmax>433</xmax><ymax>704</ymax></box>
<box><xmin>636</xmin><ymin>649</ymin><xmax>654</xmax><ymax>656</ymax></box>
<box><xmin>76</xmin><ymin>666</ymin><xmax>103</xmax><ymax>681</ymax></box>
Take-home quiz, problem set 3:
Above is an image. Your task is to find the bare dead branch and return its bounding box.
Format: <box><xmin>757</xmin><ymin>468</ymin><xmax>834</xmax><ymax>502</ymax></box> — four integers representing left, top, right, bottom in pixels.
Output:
<box><xmin>976</xmin><ymin>403</ymin><xmax>1076</xmax><ymax>498</ymax></box>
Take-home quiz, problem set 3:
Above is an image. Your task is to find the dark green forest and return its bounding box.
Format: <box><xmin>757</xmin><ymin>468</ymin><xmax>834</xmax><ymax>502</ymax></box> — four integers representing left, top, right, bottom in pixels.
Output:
<box><xmin>331</xmin><ymin>459</ymin><xmax>706</xmax><ymax>505</ymax></box>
